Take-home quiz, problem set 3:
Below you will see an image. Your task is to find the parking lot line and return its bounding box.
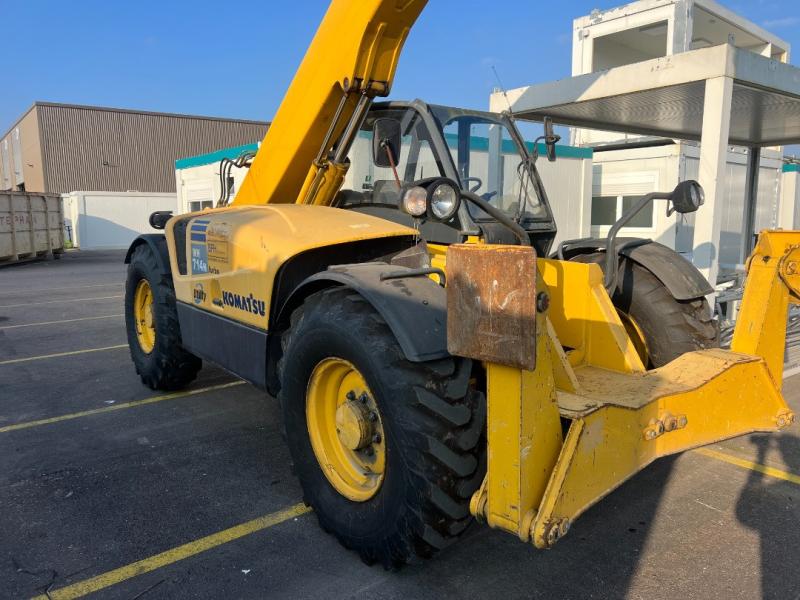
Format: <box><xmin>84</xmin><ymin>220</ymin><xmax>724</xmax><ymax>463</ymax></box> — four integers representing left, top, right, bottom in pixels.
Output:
<box><xmin>0</xmin><ymin>345</ymin><xmax>128</xmax><ymax>366</ymax></box>
<box><xmin>31</xmin><ymin>503</ymin><xmax>311</xmax><ymax>600</ymax></box>
<box><xmin>0</xmin><ymin>295</ymin><xmax>124</xmax><ymax>308</ymax></box>
<box><xmin>696</xmin><ymin>447</ymin><xmax>800</xmax><ymax>485</ymax></box>
<box><xmin>28</xmin><ymin>449</ymin><xmax>799</xmax><ymax>600</ymax></box>
<box><xmin>0</xmin><ymin>381</ymin><xmax>245</xmax><ymax>434</ymax></box>
<box><xmin>0</xmin><ymin>314</ymin><xmax>124</xmax><ymax>330</ymax></box>
<box><xmin>0</xmin><ymin>282</ymin><xmax>122</xmax><ymax>297</ymax></box>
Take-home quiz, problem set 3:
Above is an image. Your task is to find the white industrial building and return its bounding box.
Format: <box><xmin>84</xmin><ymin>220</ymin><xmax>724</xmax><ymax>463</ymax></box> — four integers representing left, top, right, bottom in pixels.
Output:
<box><xmin>570</xmin><ymin>0</ymin><xmax>789</xmax><ymax>148</ymax></box>
<box><xmin>493</xmin><ymin>0</ymin><xmax>800</xmax><ymax>291</ymax></box>
<box><xmin>591</xmin><ymin>143</ymin><xmax>787</xmax><ymax>274</ymax></box>
<box><xmin>175</xmin><ymin>143</ymin><xmax>259</xmax><ymax>214</ymax></box>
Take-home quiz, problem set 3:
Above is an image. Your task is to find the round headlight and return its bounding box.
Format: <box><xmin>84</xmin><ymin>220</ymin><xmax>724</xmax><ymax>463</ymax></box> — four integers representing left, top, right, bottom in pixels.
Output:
<box><xmin>670</xmin><ymin>180</ymin><xmax>705</xmax><ymax>215</ymax></box>
<box><xmin>402</xmin><ymin>186</ymin><xmax>428</xmax><ymax>217</ymax></box>
<box><xmin>429</xmin><ymin>183</ymin><xmax>459</xmax><ymax>221</ymax></box>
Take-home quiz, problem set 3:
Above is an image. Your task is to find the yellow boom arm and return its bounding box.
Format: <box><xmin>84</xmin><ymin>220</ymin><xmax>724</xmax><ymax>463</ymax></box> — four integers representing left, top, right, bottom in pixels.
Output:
<box><xmin>233</xmin><ymin>0</ymin><xmax>426</xmax><ymax>208</ymax></box>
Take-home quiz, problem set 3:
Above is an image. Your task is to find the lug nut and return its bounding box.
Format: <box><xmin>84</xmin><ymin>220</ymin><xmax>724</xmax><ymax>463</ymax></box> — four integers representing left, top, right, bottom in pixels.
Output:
<box><xmin>359</xmin><ymin>392</ymin><xmax>369</xmax><ymax>404</ymax></box>
<box><xmin>346</xmin><ymin>391</ymin><xmax>356</xmax><ymax>401</ymax></box>
<box><xmin>536</xmin><ymin>291</ymin><xmax>550</xmax><ymax>313</ymax></box>
<box><xmin>368</xmin><ymin>412</ymin><xmax>378</xmax><ymax>423</ymax></box>
<box><xmin>363</xmin><ymin>446</ymin><xmax>374</xmax><ymax>456</ymax></box>
<box><xmin>372</xmin><ymin>433</ymin><xmax>382</xmax><ymax>444</ymax></box>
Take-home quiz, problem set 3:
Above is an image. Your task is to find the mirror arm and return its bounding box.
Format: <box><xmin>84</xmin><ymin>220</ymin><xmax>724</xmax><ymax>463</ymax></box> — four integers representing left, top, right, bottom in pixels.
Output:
<box><xmin>382</xmin><ymin>141</ymin><xmax>403</xmax><ymax>190</ymax></box>
<box><xmin>461</xmin><ymin>191</ymin><xmax>530</xmax><ymax>246</ymax></box>
<box><xmin>603</xmin><ymin>192</ymin><xmax>671</xmax><ymax>293</ymax></box>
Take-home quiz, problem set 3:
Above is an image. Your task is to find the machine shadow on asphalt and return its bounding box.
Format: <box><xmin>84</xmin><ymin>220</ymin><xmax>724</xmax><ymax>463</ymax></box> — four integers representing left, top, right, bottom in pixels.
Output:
<box><xmin>735</xmin><ymin>433</ymin><xmax>800</xmax><ymax>600</ymax></box>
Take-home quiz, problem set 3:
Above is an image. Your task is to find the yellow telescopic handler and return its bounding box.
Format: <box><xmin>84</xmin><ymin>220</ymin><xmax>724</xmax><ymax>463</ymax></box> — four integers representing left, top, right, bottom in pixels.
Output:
<box><xmin>123</xmin><ymin>0</ymin><xmax>796</xmax><ymax>567</ymax></box>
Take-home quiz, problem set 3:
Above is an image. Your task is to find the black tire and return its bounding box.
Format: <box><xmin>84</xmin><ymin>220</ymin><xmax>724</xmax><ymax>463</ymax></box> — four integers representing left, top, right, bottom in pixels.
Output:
<box><xmin>572</xmin><ymin>253</ymin><xmax>719</xmax><ymax>367</ymax></box>
<box><xmin>277</xmin><ymin>288</ymin><xmax>486</xmax><ymax>568</ymax></box>
<box><xmin>125</xmin><ymin>244</ymin><xmax>201</xmax><ymax>390</ymax></box>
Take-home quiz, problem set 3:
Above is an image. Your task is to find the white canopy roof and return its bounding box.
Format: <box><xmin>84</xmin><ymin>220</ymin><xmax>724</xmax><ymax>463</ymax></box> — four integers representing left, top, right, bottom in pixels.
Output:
<box><xmin>495</xmin><ymin>44</ymin><xmax>800</xmax><ymax>147</ymax></box>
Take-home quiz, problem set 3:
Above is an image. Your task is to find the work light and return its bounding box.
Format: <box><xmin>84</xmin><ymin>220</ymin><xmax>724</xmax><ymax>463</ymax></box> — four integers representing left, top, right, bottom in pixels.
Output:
<box><xmin>402</xmin><ymin>186</ymin><xmax>428</xmax><ymax>217</ymax></box>
<box><xmin>428</xmin><ymin>181</ymin><xmax>459</xmax><ymax>221</ymax></box>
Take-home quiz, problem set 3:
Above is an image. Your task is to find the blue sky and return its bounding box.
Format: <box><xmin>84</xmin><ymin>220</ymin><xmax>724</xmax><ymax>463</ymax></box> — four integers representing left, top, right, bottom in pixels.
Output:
<box><xmin>2</xmin><ymin>0</ymin><xmax>799</xmax><ymax>130</ymax></box>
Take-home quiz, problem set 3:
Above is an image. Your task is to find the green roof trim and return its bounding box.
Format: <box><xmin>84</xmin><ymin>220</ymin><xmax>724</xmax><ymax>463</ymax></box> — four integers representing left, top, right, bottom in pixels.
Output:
<box><xmin>175</xmin><ymin>133</ymin><xmax>592</xmax><ymax>172</ymax></box>
<box><xmin>441</xmin><ymin>132</ymin><xmax>591</xmax><ymax>159</ymax></box>
<box><xmin>783</xmin><ymin>163</ymin><xmax>800</xmax><ymax>173</ymax></box>
<box><xmin>175</xmin><ymin>142</ymin><xmax>259</xmax><ymax>170</ymax></box>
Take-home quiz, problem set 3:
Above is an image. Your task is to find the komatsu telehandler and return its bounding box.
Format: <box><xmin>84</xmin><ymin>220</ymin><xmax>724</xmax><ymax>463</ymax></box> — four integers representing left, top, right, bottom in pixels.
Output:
<box><xmin>124</xmin><ymin>0</ymin><xmax>797</xmax><ymax>567</ymax></box>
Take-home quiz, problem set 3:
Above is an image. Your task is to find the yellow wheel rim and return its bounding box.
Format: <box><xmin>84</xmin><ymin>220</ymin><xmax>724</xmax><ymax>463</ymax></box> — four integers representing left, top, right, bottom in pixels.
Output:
<box><xmin>306</xmin><ymin>358</ymin><xmax>386</xmax><ymax>502</ymax></box>
<box><xmin>618</xmin><ymin>310</ymin><xmax>649</xmax><ymax>366</ymax></box>
<box><xmin>133</xmin><ymin>279</ymin><xmax>156</xmax><ymax>354</ymax></box>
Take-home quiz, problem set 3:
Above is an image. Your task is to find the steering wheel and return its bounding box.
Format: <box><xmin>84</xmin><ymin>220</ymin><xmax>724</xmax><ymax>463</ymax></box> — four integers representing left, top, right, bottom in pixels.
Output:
<box><xmin>464</xmin><ymin>177</ymin><xmax>483</xmax><ymax>193</ymax></box>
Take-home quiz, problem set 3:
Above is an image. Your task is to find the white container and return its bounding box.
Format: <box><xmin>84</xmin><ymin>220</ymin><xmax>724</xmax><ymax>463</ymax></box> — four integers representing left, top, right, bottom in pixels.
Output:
<box><xmin>0</xmin><ymin>191</ymin><xmax>64</xmax><ymax>263</ymax></box>
<box><xmin>61</xmin><ymin>191</ymin><xmax>178</xmax><ymax>250</ymax></box>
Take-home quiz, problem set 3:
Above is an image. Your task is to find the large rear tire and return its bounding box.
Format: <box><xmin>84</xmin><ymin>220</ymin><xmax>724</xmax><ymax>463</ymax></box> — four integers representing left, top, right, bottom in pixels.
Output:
<box><xmin>278</xmin><ymin>288</ymin><xmax>485</xmax><ymax>568</ymax></box>
<box><xmin>572</xmin><ymin>253</ymin><xmax>719</xmax><ymax>367</ymax></box>
<box><xmin>125</xmin><ymin>244</ymin><xmax>201</xmax><ymax>390</ymax></box>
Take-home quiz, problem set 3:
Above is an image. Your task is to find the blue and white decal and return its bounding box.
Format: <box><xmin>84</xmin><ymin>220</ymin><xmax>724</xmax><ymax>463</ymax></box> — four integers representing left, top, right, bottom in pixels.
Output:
<box><xmin>191</xmin><ymin>219</ymin><xmax>210</xmax><ymax>274</ymax></box>
<box><xmin>191</xmin><ymin>219</ymin><xmax>209</xmax><ymax>242</ymax></box>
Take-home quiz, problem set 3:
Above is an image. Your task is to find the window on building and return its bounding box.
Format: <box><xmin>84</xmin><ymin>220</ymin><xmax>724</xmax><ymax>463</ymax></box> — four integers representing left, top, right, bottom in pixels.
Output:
<box><xmin>592</xmin><ymin>21</ymin><xmax>668</xmax><ymax>72</ymax></box>
<box><xmin>1</xmin><ymin>139</ymin><xmax>12</xmax><ymax>190</ymax></box>
<box><xmin>621</xmin><ymin>196</ymin><xmax>654</xmax><ymax>228</ymax></box>
<box><xmin>591</xmin><ymin>196</ymin><xmax>618</xmax><ymax>226</ymax></box>
<box><xmin>185</xmin><ymin>183</ymin><xmax>214</xmax><ymax>214</ymax></box>
<box><xmin>11</xmin><ymin>128</ymin><xmax>23</xmax><ymax>187</ymax></box>
<box><xmin>591</xmin><ymin>195</ymin><xmax>653</xmax><ymax>228</ymax></box>
<box><xmin>189</xmin><ymin>200</ymin><xmax>213</xmax><ymax>212</ymax></box>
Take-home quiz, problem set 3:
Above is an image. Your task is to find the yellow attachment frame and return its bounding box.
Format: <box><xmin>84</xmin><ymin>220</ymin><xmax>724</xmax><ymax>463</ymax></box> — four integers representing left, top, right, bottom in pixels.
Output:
<box><xmin>463</xmin><ymin>231</ymin><xmax>797</xmax><ymax>548</ymax></box>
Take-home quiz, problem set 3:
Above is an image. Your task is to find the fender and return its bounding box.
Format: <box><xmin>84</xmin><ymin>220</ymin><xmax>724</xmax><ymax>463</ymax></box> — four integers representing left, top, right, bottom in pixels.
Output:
<box><xmin>277</xmin><ymin>262</ymin><xmax>449</xmax><ymax>363</ymax></box>
<box><xmin>124</xmin><ymin>234</ymin><xmax>171</xmax><ymax>275</ymax></box>
<box><xmin>563</xmin><ymin>238</ymin><xmax>713</xmax><ymax>301</ymax></box>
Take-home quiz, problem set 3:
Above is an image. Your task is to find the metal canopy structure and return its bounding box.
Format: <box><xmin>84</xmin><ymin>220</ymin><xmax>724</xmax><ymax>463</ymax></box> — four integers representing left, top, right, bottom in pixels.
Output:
<box><xmin>494</xmin><ymin>44</ymin><xmax>800</xmax><ymax>288</ymax></box>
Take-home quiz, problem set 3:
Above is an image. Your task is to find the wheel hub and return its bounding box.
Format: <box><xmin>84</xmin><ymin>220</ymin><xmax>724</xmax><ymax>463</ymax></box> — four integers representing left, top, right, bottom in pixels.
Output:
<box><xmin>306</xmin><ymin>358</ymin><xmax>386</xmax><ymax>501</ymax></box>
<box><xmin>335</xmin><ymin>395</ymin><xmax>375</xmax><ymax>450</ymax></box>
<box><xmin>133</xmin><ymin>278</ymin><xmax>156</xmax><ymax>354</ymax></box>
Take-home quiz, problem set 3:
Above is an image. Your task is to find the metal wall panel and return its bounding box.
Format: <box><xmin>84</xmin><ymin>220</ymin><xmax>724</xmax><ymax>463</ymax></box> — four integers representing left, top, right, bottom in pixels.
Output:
<box><xmin>35</xmin><ymin>104</ymin><xmax>268</xmax><ymax>194</ymax></box>
<box><xmin>680</xmin><ymin>153</ymin><xmax>782</xmax><ymax>271</ymax></box>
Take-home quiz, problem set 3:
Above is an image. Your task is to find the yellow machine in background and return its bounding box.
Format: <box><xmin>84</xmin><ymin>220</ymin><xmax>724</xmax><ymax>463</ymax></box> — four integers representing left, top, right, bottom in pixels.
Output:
<box><xmin>124</xmin><ymin>0</ymin><xmax>796</xmax><ymax>566</ymax></box>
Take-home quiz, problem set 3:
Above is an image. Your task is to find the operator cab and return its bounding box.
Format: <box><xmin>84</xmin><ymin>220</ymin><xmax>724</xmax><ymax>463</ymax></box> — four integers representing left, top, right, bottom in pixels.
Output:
<box><xmin>334</xmin><ymin>100</ymin><xmax>557</xmax><ymax>257</ymax></box>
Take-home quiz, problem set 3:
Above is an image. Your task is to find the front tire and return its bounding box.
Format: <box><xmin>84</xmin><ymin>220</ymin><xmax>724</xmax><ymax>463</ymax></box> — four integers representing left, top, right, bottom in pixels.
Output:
<box><xmin>125</xmin><ymin>244</ymin><xmax>201</xmax><ymax>390</ymax></box>
<box><xmin>278</xmin><ymin>288</ymin><xmax>485</xmax><ymax>567</ymax></box>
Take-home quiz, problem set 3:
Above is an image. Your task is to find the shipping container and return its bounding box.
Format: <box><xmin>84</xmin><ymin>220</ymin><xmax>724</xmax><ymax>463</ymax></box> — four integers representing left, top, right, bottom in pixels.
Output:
<box><xmin>0</xmin><ymin>191</ymin><xmax>63</xmax><ymax>264</ymax></box>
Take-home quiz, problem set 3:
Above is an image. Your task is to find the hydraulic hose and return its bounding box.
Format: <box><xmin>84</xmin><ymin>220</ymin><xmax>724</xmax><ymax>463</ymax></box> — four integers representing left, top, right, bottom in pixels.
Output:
<box><xmin>461</xmin><ymin>191</ymin><xmax>530</xmax><ymax>247</ymax></box>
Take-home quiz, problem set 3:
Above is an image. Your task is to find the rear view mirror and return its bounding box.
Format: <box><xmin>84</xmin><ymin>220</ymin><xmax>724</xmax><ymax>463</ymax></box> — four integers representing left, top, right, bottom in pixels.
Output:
<box><xmin>669</xmin><ymin>180</ymin><xmax>705</xmax><ymax>215</ymax></box>
<box><xmin>372</xmin><ymin>118</ymin><xmax>402</xmax><ymax>168</ymax></box>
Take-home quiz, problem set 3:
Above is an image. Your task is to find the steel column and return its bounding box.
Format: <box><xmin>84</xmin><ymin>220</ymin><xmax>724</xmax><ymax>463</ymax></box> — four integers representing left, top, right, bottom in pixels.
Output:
<box><xmin>693</xmin><ymin>76</ymin><xmax>734</xmax><ymax>289</ymax></box>
<box><xmin>742</xmin><ymin>146</ymin><xmax>761</xmax><ymax>262</ymax></box>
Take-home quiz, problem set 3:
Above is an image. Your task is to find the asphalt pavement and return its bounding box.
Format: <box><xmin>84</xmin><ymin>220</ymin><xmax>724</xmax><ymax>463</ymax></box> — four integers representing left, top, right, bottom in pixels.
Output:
<box><xmin>1</xmin><ymin>250</ymin><xmax>798</xmax><ymax>599</ymax></box>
